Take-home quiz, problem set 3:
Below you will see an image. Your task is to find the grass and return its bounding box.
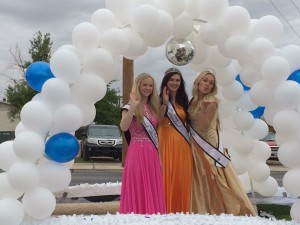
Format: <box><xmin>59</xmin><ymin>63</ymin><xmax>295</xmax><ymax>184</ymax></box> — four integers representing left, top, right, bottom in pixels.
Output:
<box><xmin>256</xmin><ymin>204</ymin><xmax>291</xmax><ymax>220</ymax></box>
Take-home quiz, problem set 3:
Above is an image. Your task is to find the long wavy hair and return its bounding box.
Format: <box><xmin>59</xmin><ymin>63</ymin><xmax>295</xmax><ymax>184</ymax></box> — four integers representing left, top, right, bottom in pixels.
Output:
<box><xmin>159</xmin><ymin>68</ymin><xmax>189</xmax><ymax>115</ymax></box>
<box><xmin>131</xmin><ymin>73</ymin><xmax>160</xmax><ymax>123</ymax></box>
<box><xmin>189</xmin><ymin>70</ymin><xmax>218</xmax><ymax>116</ymax></box>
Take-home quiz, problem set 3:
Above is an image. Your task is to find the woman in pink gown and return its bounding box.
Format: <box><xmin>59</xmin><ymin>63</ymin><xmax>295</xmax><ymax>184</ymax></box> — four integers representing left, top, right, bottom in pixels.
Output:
<box><xmin>119</xmin><ymin>73</ymin><xmax>166</xmax><ymax>214</ymax></box>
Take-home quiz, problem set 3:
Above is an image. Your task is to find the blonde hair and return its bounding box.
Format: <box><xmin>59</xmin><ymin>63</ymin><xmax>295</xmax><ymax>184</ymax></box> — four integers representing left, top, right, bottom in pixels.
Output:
<box><xmin>131</xmin><ymin>73</ymin><xmax>160</xmax><ymax>123</ymax></box>
<box><xmin>189</xmin><ymin>70</ymin><xmax>218</xmax><ymax>115</ymax></box>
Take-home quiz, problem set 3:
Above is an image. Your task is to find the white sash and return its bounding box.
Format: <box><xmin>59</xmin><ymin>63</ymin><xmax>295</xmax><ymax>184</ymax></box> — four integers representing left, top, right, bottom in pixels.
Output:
<box><xmin>166</xmin><ymin>102</ymin><xmax>190</xmax><ymax>144</ymax></box>
<box><xmin>142</xmin><ymin>115</ymin><xmax>159</xmax><ymax>151</ymax></box>
<box><xmin>122</xmin><ymin>104</ymin><xmax>159</xmax><ymax>150</ymax></box>
<box><xmin>190</xmin><ymin>126</ymin><xmax>230</xmax><ymax>168</ymax></box>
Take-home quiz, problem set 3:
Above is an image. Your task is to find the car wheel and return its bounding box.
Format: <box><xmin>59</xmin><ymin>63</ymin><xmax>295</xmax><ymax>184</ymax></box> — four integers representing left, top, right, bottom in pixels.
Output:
<box><xmin>118</xmin><ymin>155</ymin><xmax>122</xmax><ymax>162</ymax></box>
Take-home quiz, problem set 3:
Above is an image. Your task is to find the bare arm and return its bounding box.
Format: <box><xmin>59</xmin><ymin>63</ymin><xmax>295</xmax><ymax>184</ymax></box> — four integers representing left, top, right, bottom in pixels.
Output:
<box><xmin>197</xmin><ymin>100</ymin><xmax>217</xmax><ymax>132</ymax></box>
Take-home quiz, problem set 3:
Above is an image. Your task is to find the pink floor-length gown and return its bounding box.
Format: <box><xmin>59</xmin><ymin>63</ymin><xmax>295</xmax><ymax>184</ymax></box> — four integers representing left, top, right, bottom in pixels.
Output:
<box><xmin>120</xmin><ymin>104</ymin><xmax>166</xmax><ymax>214</ymax></box>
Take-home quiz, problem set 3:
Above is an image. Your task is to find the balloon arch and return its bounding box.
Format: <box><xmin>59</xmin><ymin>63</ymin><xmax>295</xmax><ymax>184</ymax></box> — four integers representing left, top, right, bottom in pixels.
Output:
<box><xmin>1</xmin><ymin>0</ymin><xmax>300</xmax><ymax>223</ymax></box>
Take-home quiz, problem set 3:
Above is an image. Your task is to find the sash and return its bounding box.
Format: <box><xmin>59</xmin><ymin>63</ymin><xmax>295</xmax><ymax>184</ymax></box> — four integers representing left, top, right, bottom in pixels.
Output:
<box><xmin>122</xmin><ymin>104</ymin><xmax>159</xmax><ymax>151</ymax></box>
<box><xmin>142</xmin><ymin>115</ymin><xmax>159</xmax><ymax>151</ymax></box>
<box><xmin>166</xmin><ymin>102</ymin><xmax>190</xmax><ymax>144</ymax></box>
<box><xmin>190</xmin><ymin>126</ymin><xmax>230</xmax><ymax>168</ymax></box>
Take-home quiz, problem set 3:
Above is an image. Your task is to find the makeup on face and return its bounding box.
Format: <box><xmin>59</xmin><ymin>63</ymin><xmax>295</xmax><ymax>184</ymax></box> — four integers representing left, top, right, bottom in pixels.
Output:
<box><xmin>139</xmin><ymin>77</ymin><xmax>154</xmax><ymax>97</ymax></box>
<box><xmin>167</xmin><ymin>74</ymin><xmax>181</xmax><ymax>92</ymax></box>
<box><xmin>198</xmin><ymin>74</ymin><xmax>215</xmax><ymax>94</ymax></box>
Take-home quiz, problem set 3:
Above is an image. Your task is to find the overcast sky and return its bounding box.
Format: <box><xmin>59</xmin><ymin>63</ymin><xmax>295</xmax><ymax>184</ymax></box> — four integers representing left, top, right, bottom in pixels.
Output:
<box><xmin>1</xmin><ymin>0</ymin><xmax>300</xmax><ymax>100</ymax></box>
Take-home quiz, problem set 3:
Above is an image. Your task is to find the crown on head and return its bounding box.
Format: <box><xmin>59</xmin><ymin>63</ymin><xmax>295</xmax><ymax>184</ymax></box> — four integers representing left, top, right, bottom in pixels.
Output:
<box><xmin>165</xmin><ymin>67</ymin><xmax>181</xmax><ymax>76</ymax></box>
<box><xmin>203</xmin><ymin>67</ymin><xmax>216</xmax><ymax>76</ymax></box>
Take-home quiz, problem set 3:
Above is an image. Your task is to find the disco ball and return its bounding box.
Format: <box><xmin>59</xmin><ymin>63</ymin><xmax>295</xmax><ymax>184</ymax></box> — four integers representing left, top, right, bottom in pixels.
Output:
<box><xmin>165</xmin><ymin>38</ymin><xmax>195</xmax><ymax>66</ymax></box>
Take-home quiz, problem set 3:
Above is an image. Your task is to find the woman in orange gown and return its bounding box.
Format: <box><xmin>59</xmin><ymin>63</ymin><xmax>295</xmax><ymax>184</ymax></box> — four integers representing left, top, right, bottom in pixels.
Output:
<box><xmin>158</xmin><ymin>68</ymin><xmax>193</xmax><ymax>213</ymax></box>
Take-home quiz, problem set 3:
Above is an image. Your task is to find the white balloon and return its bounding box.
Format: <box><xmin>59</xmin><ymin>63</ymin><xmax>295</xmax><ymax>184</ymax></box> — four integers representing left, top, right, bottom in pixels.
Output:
<box><xmin>221</xmin><ymin>128</ymin><xmax>242</xmax><ymax>148</ymax></box>
<box><xmin>239</xmin><ymin>62</ymin><xmax>261</xmax><ymax>87</ymax></box>
<box><xmin>22</xmin><ymin>187</ymin><xmax>56</xmax><ymax>219</ymax></box>
<box><xmin>224</xmin><ymin>34</ymin><xmax>250</xmax><ymax>60</ymax></box>
<box><xmin>53</xmin><ymin>103</ymin><xmax>83</xmax><ymax>133</ymax></box>
<box><xmin>245</xmin><ymin>119</ymin><xmax>269</xmax><ymax>140</ymax></box>
<box><xmin>37</xmin><ymin>161</ymin><xmax>71</xmax><ymax>192</ymax></box>
<box><xmin>233</xmin><ymin>110</ymin><xmax>254</xmax><ymax>131</ymax></box>
<box><xmin>218</xmin><ymin>98</ymin><xmax>236</xmax><ymax>118</ymax></box>
<box><xmin>199</xmin><ymin>22</ymin><xmax>225</xmax><ymax>46</ymax></box>
<box><xmin>238</xmin><ymin>172</ymin><xmax>252</xmax><ymax>193</ymax></box>
<box><xmin>156</xmin><ymin>0</ymin><xmax>186</xmax><ymax>18</ymax></box>
<box><xmin>248</xmin><ymin>38</ymin><xmax>275</xmax><ymax>64</ymax></box>
<box><xmin>283</xmin><ymin>168</ymin><xmax>300</xmax><ymax>196</ymax></box>
<box><xmin>105</xmin><ymin>0</ymin><xmax>135</xmax><ymax>24</ymax></box>
<box><xmin>291</xmin><ymin>199</ymin><xmax>300</xmax><ymax>222</ymax></box>
<box><xmin>91</xmin><ymin>8</ymin><xmax>118</xmax><ymax>32</ymax></box>
<box><xmin>13</xmin><ymin>131</ymin><xmax>45</xmax><ymax>161</ymax></box>
<box><xmin>70</xmin><ymin>99</ymin><xmax>96</xmax><ymax>126</ymax></box>
<box><xmin>233</xmin><ymin>134</ymin><xmax>254</xmax><ymax>155</ymax></box>
<box><xmin>41</xmin><ymin>78</ymin><xmax>71</xmax><ymax>108</ymax></box>
<box><xmin>278</xmin><ymin>45</ymin><xmax>300</xmax><ymax>72</ymax></box>
<box><xmin>250</xmin><ymin>140</ymin><xmax>271</xmax><ymax>162</ymax></box>
<box><xmin>173</xmin><ymin>13</ymin><xmax>193</xmax><ymax>40</ymax></box>
<box><xmin>273</xmin><ymin>110</ymin><xmax>300</xmax><ymax>137</ymax></box>
<box><xmin>278</xmin><ymin>141</ymin><xmax>300</xmax><ymax>169</ymax></box>
<box><xmin>0</xmin><ymin>173</ymin><xmax>23</xmax><ymax>200</ymax></box>
<box><xmin>0</xmin><ymin>198</ymin><xmax>24</xmax><ymax>225</ymax></box>
<box><xmin>14</xmin><ymin>122</ymin><xmax>27</xmax><ymax>137</ymax></box>
<box><xmin>236</xmin><ymin>92</ymin><xmax>257</xmax><ymax>111</ymax></box>
<box><xmin>123</xmin><ymin>27</ymin><xmax>145</xmax><ymax>58</ymax></box>
<box><xmin>185</xmin><ymin>0</ymin><xmax>203</xmax><ymax>19</ymax></box>
<box><xmin>7</xmin><ymin>161</ymin><xmax>40</xmax><ymax>193</ymax></box>
<box><xmin>221</xmin><ymin>80</ymin><xmax>244</xmax><ymax>101</ymax></box>
<box><xmin>261</xmin><ymin>56</ymin><xmax>291</xmax><ymax>84</ymax></box>
<box><xmin>190</xmin><ymin>33</ymin><xmax>209</xmax><ymax>64</ymax></box>
<box><xmin>83</xmin><ymin>48</ymin><xmax>114</xmax><ymax>75</ymax></box>
<box><xmin>200</xmin><ymin>0</ymin><xmax>229</xmax><ymax>22</ymax></box>
<box><xmin>209</xmin><ymin>46</ymin><xmax>232</xmax><ymax>68</ymax></box>
<box><xmin>129</xmin><ymin>4</ymin><xmax>160</xmax><ymax>34</ymax></box>
<box><xmin>70</xmin><ymin>73</ymin><xmax>107</xmax><ymax>104</ymax></box>
<box><xmin>251</xmin><ymin>15</ymin><xmax>283</xmax><ymax>45</ymax></box>
<box><xmin>222</xmin><ymin>6</ymin><xmax>251</xmax><ymax>34</ymax></box>
<box><xmin>249</xmin><ymin>80</ymin><xmax>276</xmax><ymax>106</ymax></box>
<box><xmin>0</xmin><ymin>141</ymin><xmax>22</xmax><ymax>171</ymax></box>
<box><xmin>219</xmin><ymin>116</ymin><xmax>235</xmax><ymax>130</ymax></box>
<box><xmin>72</xmin><ymin>22</ymin><xmax>100</xmax><ymax>50</ymax></box>
<box><xmin>50</xmin><ymin>49</ymin><xmax>81</xmax><ymax>84</ymax></box>
<box><xmin>253</xmin><ymin>176</ymin><xmax>278</xmax><ymax>196</ymax></box>
<box><xmin>100</xmin><ymin>28</ymin><xmax>129</xmax><ymax>55</ymax></box>
<box><xmin>215</xmin><ymin>63</ymin><xmax>238</xmax><ymax>86</ymax></box>
<box><xmin>230</xmin><ymin>152</ymin><xmax>249</xmax><ymax>175</ymax></box>
<box><xmin>274</xmin><ymin>80</ymin><xmax>300</xmax><ymax>110</ymax></box>
<box><xmin>248</xmin><ymin>161</ymin><xmax>270</xmax><ymax>182</ymax></box>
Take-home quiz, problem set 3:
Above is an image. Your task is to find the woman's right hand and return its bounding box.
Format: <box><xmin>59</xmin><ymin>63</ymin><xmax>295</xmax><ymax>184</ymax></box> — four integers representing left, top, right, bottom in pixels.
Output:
<box><xmin>162</xmin><ymin>86</ymin><xmax>169</xmax><ymax>104</ymax></box>
<box><xmin>129</xmin><ymin>90</ymin><xmax>139</xmax><ymax>106</ymax></box>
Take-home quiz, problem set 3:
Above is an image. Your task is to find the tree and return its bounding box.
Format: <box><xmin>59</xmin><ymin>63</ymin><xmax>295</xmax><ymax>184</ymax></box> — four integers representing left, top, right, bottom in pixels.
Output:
<box><xmin>5</xmin><ymin>31</ymin><xmax>53</xmax><ymax>121</ymax></box>
<box><xmin>94</xmin><ymin>82</ymin><xmax>121</xmax><ymax>125</ymax></box>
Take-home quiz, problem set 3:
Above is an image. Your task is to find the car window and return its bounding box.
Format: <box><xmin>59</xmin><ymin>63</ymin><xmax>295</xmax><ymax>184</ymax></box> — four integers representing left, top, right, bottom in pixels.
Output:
<box><xmin>88</xmin><ymin>126</ymin><xmax>121</xmax><ymax>137</ymax></box>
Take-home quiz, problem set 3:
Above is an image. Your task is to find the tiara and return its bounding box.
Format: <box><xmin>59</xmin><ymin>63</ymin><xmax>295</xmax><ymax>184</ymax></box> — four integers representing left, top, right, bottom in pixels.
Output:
<box><xmin>203</xmin><ymin>67</ymin><xmax>216</xmax><ymax>75</ymax></box>
<box><xmin>164</xmin><ymin>67</ymin><xmax>181</xmax><ymax>76</ymax></box>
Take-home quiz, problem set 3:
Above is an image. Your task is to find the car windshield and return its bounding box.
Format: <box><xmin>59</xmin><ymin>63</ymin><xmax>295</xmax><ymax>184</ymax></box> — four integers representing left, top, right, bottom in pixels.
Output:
<box><xmin>88</xmin><ymin>126</ymin><xmax>121</xmax><ymax>137</ymax></box>
<box><xmin>261</xmin><ymin>132</ymin><xmax>275</xmax><ymax>141</ymax></box>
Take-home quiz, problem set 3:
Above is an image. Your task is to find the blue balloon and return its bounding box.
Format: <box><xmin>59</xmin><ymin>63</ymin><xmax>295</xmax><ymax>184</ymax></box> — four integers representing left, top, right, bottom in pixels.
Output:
<box><xmin>249</xmin><ymin>106</ymin><xmax>265</xmax><ymax>118</ymax></box>
<box><xmin>287</xmin><ymin>69</ymin><xmax>300</xmax><ymax>83</ymax></box>
<box><xmin>235</xmin><ymin>74</ymin><xmax>250</xmax><ymax>91</ymax></box>
<box><xmin>25</xmin><ymin>61</ymin><xmax>55</xmax><ymax>92</ymax></box>
<box><xmin>45</xmin><ymin>132</ymin><xmax>79</xmax><ymax>163</ymax></box>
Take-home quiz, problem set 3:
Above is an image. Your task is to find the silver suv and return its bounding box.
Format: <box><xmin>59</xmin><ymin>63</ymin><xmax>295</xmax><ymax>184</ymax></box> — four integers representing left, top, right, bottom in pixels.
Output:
<box><xmin>80</xmin><ymin>124</ymin><xmax>122</xmax><ymax>161</ymax></box>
